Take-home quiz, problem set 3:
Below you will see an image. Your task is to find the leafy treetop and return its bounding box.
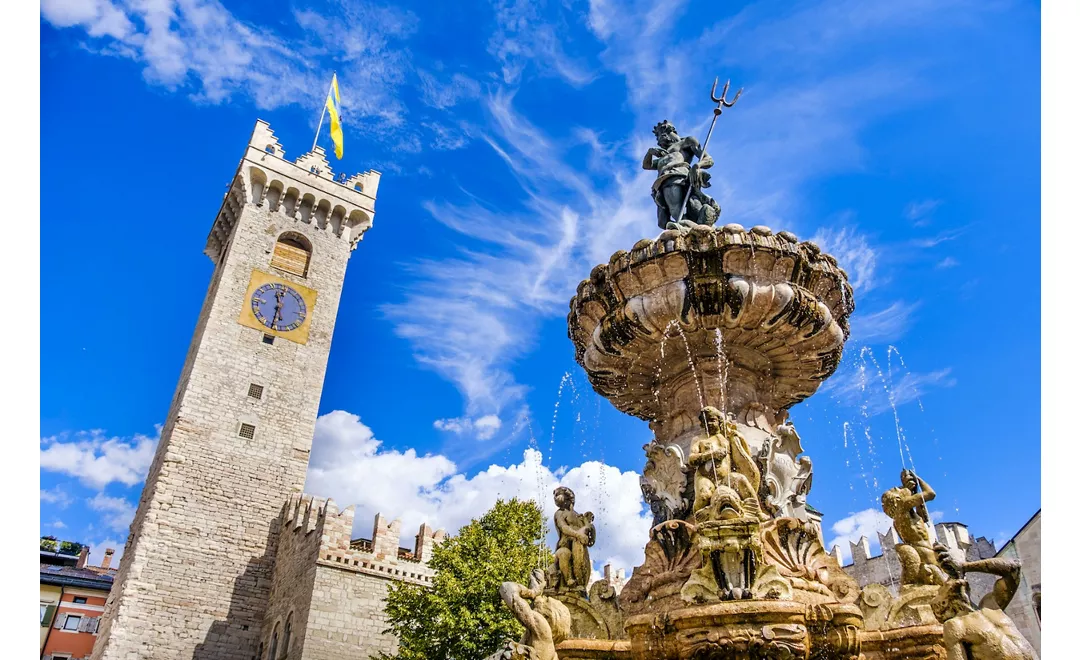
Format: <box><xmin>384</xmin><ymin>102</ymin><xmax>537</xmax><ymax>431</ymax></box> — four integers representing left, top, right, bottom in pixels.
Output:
<box><xmin>379</xmin><ymin>498</ymin><xmax>552</xmax><ymax>660</ymax></box>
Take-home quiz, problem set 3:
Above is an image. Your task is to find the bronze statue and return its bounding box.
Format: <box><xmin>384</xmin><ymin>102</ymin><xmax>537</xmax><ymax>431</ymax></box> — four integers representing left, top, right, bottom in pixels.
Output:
<box><xmin>688</xmin><ymin>407</ymin><xmax>763</xmax><ymax>522</ymax></box>
<box><xmin>930</xmin><ymin>544</ymin><xmax>1039</xmax><ymax>660</ymax></box>
<box><xmin>549</xmin><ymin>487</ymin><xmax>595</xmax><ymax>591</ymax></box>
<box><xmin>642</xmin><ymin>120</ymin><xmax>719</xmax><ymax>231</ymax></box>
<box><xmin>496</xmin><ymin>569</ymin><xmax>572</xmax><ymax>660</ymax></box>
<box><xmin>880</xmin><ymin>469</ymin><xmax>947</xmax><ymax>585</ymax></box>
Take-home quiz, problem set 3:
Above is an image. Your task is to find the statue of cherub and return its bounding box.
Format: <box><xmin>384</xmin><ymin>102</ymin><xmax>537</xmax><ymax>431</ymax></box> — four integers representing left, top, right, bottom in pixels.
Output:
<box><xmin>495</xmin><ymin>569</ymin><xmax>572</xmax><ymax>660</ymax></box>
<box><xmin>549</xmin><ymin>487</ymin><xmax>595</xmax><ymax>591</ymax></box>
<box><xmin>880</xmin><ymin>469</ymin><xmax>948</xmax><ymax>586</ymax></box>
<box><xmin>930</xmin><ymin>544</ymin><xmax>1039</xmax><ymax>660</ymax></box>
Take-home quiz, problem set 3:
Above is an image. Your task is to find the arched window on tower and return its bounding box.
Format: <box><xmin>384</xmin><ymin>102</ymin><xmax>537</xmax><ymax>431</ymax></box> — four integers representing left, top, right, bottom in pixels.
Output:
<box><xmin>270</xmin><ymin>232</ymin><xmax>312</xmax><ymax>277</ymax></box>
<box><xmin>281</xmin><ymin>613</ymin><xmax>293</xmax><ymax>658</ymax></box>
<box><xmin>269</xmin><ymin>623</ymin><xmax>279</xmax><ymax>660</ymax></box>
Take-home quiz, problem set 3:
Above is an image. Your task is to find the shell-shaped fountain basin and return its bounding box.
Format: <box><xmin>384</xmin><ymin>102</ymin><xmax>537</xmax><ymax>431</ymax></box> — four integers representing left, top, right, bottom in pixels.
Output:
<box><xmin>567</xmin><ymin>224</ymin><xmax>854</xmax><ymax>443</ymax></box>
<box><xmin>623</xmin><ymin>599</ymin><xmax>863</xmax><ymax>660</ymax></box>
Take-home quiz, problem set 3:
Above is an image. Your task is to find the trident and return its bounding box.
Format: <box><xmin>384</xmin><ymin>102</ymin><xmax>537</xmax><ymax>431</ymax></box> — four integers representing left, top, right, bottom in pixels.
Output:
<box><xmin>674</xmin><ymin>77</ymin><xmax>743</xmax><ymax>224</ymax></box>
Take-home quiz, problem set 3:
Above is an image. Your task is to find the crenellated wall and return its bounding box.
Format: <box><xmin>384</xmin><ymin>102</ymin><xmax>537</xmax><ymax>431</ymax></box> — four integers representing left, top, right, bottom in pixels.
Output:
<box><xmin>836</xmin><ymin>522</ymin><xmax>997</xmax><ymax>596</ymax></box>
<box><xmin>262</xmin><ymin>494</ymin><xmax>445</xmax><ymax>660</ymax></box>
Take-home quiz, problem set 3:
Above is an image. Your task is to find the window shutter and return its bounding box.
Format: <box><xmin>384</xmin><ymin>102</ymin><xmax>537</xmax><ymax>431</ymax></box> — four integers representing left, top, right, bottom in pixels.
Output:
<box><xmin>271</xmin><ymin>242</ymin><xmax>309</xmax><ymax>276</ymax></box>
<box><xmin>79</xmin><ymin>615</ymin><xmax>91</xmax><ymax>632</ymax></box>
<box><xmin>89</xmin><ymin>616</ymin><xmax>100</xmax><ymax>634</ymax></box>
<box><xmin>53</xmin><ymin>613</ymin><xmax>67</xmax><ymax>629</ymax></box>
<box><xmin>42</xmin><ymin>605</ymin><xmax>56</xmax><ymax>627</ymax></box>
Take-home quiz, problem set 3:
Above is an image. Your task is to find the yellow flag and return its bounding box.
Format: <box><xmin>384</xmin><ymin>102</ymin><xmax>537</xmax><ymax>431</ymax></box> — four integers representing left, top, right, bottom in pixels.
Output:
<box><xmin>325</xmin><ymin>74</ymin><xmax>343</xmax><ymax>159</ymax></box>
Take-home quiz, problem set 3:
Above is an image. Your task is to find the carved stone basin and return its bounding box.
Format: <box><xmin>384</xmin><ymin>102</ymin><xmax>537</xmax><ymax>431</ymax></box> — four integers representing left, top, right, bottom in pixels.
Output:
<box><xmin>624</xmin><ymin>599</ymin><xmax>863</xmax><ymax>660</ymax></box>
<box><xmin>567</xmin><ymin>224</ymin><xmax>853</xmax><ymax>448</ymax></box>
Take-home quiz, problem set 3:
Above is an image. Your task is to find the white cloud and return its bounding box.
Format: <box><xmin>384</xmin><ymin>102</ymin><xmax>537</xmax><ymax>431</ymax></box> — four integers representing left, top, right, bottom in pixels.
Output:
<box><xmin>434</xmin><ymin>414</ymin><xmax>503</xmax><ymax>441</ymax></box>
<box><xmin>305</xmin><ymin>411</ymin><xmax>651</xmax><ymax>573</ymax></box>
<box><xmin>808</xmin><ymin>226</ymin><xmax>878</xmax><ymax>292</ymax></box>
<box><xmin>852</xmin><ymin>301</ymin><xmax>920</xmax><ymax>344</ymax></box>
<box><xmin>40</xmin><ymin>486</ymin><xmax>73</xmax><ymax>509</ymax></box>
<box><xmin>827</xmin><ymin>507</ymin><xmax>894</xmax><ymax>563</ymax></box>
<box><xmin>88</xmin><ymin>493</ymin><xmax>137</xmax><ymax>533</ymax></box>
<box><xmin>41</xmin><ymin>0</ymin><xmax>416</xmax><ymax>128</ymax></box>
<box><xmin>936</xmin><ymin>257</ymin><xmax>959</xmax><ymax>269</ymax></box>
<box><xmin>46</xmin><ymin>520</ymin><xmax>67</xmax><ymax>529</ymax></box>
<box><xmin>40</xmin><ymin>427</ymin><xmax>159</xmax><ymax>490</ymax></box>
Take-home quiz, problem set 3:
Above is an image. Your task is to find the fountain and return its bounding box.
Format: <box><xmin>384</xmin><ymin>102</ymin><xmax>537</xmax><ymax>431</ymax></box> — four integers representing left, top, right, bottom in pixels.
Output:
<box><xmin>487</xmin><ymin>81</ymin><xmax>1037</xmax><ymax>660</ymax></box>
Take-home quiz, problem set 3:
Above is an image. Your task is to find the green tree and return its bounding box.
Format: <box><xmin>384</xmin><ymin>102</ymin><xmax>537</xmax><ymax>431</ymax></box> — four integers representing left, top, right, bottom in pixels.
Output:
<box><xmin>380</xmin><ymin>498</ymin><xmax>550</xmax><ymax>660</ymax></box>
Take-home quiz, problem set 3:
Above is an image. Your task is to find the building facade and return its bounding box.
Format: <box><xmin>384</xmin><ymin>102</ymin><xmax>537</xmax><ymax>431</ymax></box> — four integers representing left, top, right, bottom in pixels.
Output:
<box><xmin>41</xmin><ymin>540</ymin><xmax>117</xmax><ymax>660</ymax></box>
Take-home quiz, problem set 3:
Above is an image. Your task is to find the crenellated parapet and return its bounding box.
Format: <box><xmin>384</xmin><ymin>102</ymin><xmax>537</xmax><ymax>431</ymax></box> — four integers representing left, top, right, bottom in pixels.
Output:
<box><xmin>205</xmin><ymin>119</ymin><xmax>380</xmax><ymax>263</ymax></box>
<box><xmin>279</xmin><ymin>494</ymin><xmax>445</xmax><ymax>586</ymax></box>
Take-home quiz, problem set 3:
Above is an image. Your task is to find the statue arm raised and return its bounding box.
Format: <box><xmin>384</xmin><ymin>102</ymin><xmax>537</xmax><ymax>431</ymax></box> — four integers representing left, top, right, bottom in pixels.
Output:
<box><xmin>499</xmin><ymin>581</ymin><xmax>545</xmax><ymax>636</ymax></box>
<box><xmin>642</xmin><ymin>148</ymin><xmax>659</xmax><ymax>170</ymax></box>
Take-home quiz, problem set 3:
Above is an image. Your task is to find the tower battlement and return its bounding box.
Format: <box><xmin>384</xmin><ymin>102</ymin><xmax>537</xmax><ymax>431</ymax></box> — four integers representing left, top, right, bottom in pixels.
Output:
<box><xmin>206</xmin><ymin>120</ymin><xmax>381</xmax><ymax>262</ymax></box>
<box><xmin>279</xmin><ymin>494</ymin><xmax>445</xmax><ymax>586</ymax></box>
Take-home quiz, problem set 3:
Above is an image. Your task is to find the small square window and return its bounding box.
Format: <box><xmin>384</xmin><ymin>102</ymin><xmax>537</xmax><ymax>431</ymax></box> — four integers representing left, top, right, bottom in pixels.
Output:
<box><xmin>248</xmin><ymin>384</ymin><xmax>264</xmax><ymax>400</ymax></box>
<box><xmin>73</xmin><ymin>596</ymin><xmax>87</xmax><ymax>604</ymax></box>
<box><xmin>63</xmin><ymin>614</ymin><xmax>82</xmax><ymax>630</ymax></box>
<box><xmin>262</xmin><ymin>334</ymin><xmax>275</xmax><ymax>345</ymax></box>
<box><xmin>238</xmin><ymin>423</ymin><xmax>256</xmax><ymax>439</ymax></box>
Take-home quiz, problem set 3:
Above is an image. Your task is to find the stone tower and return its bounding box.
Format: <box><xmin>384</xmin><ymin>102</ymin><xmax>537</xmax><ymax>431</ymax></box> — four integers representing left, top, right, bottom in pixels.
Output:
<box><xmin>92</xmin><ymin>120</ymin><xmax>380</xmax><ymax>660</ymax></box>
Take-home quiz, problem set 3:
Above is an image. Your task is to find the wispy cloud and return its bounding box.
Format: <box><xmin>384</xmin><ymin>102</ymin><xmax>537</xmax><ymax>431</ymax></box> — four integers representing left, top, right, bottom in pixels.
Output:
<box><xmin>823</xmin><ymin>359</ymin><xmax>956</xmax><ymax>417</ymax></box>
<box><xmin>912</xmin><ymin>226</ymin><xmax>967</xmax><ymax>248</ymax></box>
<box><xmin>41</xmin><ymin>486</ymin><xmax>73</xmax><ymax>509</ymax></box>
<box><xmin>41</xmin><ymin>0</ymin><xmax>430</xmax><ymax>142</ymax></box>
<box><xmin>380</xmin><ymin>0</ymin><xmax>1002</xmax><ymax>453</ymax></box>
<box><xmin>905</xmin><ymin>199</ymin><xmax>942</xmax><ymax>226</ymax></box>
<box><xmin>808</xmin><ymin>225</ymin><xmax>878</xmax><ymax>291</ymax></box>
<box><xmin>936</xmin><ymin>257</ymin><xmax>959</xmax><ymax>269</ymax></box>
<box><xmin>852</xmin><ymin>301</ymin><xmax>920</xmax><ymax>344</ymax></box>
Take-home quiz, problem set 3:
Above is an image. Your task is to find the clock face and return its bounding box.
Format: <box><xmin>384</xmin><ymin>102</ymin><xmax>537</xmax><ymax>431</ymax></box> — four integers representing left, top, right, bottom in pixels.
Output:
<box><xmin>251</xmin><ymin>282</ymin><xmax>308</xmax><ymax>332</ymax></box>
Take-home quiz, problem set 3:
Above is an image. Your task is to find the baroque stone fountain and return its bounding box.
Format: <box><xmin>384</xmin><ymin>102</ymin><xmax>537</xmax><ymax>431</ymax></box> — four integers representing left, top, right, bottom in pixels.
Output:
<box><xmin>486</xmin><ymin>81</ymin><xmax>1038</xmax><ymax>660</ymax></box>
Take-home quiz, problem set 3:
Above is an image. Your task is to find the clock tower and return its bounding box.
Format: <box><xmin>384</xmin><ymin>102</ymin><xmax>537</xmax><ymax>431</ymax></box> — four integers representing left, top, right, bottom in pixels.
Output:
<box><xmin>92</xmin><ymin>120</ymin><xmax>380</xmax><ymax>660</ymax></box>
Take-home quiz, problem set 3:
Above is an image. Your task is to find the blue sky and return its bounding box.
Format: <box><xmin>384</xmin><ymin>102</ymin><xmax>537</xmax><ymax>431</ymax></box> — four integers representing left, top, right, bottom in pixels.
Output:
<box><xmin>39</xmin><ymin>0</ymin><xmax>1040</xmax><ymax>571</ymax></box>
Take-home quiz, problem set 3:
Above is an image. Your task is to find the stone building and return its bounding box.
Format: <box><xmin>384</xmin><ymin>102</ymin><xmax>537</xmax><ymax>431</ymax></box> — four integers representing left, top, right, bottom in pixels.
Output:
<box><xmin>834</xmin><ymin>514</ymin><xmax>1041</xmax><ymax>654</ymax></box>
<box><xmin>41</xmin><ymin>539</ymin><xmax>117</xmax><ymax>660</ymax></box>
<box><xmin>91</xmin><ymin>120</ymin><xmax>444</xmax><ymax>660</ymax></box>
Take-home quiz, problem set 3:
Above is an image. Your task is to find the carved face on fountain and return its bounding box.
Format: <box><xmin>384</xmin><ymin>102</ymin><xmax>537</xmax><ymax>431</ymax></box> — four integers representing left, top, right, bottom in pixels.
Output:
<box><xmin>930</xmin><ymin>579</ymin><xmax>975</xmax><ymax>622</ymax></box>
<box><xmin>710</xmin><ymin>485</ymin><xmax>744</xmax><ymax>521</ymax></box>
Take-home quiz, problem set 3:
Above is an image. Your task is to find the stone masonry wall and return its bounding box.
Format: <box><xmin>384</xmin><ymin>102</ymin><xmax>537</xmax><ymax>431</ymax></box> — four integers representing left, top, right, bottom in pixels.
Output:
<box><xmin>997</xmin><ymin>511</ymin><xmax>1041</xmax><ymax>656</ymax></box>
<box><xmin>93</xmin><ymin>122</ymin><xmax>376</xmax><ymax>660</ymax></box>
<box><xmin>262</xmin><ymin>494</ymin><xmax>443</xmax><ymax>660</ymax></box>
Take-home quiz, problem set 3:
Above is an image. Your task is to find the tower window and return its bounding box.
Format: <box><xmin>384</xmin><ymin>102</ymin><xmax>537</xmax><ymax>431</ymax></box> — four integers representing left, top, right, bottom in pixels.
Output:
<box><xmin>248</xmin><ymin>384</ymin><xmax>264</xmax><ymax>400</ymax></box>
<box><xmin>265</xmin><ymin>145</ymin><xmax>276</xmax><ymax>154</ymax></box>
<box><xmin>270</xmin><ymin>232</ymin><xmax>312</xmax><ymax>277</ymax></box>
<box><xmin>238</xmin><ymin>423</ymin><xmax>256</xmax><ymax>439</ymax></box>
<box><xmin>262</xmin><ymin>334</ymin><xmax>275</xmax><ymax>345</ymax></box>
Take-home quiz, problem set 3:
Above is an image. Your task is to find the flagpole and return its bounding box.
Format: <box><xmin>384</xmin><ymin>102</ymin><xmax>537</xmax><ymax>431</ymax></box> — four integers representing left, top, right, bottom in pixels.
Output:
<box><xmin>312</xmin><ymin>74</ymin><xmax>335</xmax><ymax>151</ymax></box>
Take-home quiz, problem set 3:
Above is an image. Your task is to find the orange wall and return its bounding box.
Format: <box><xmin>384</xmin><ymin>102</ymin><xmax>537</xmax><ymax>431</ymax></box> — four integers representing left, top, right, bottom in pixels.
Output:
<box><xmin>42</xmin><ymin>592</ymin><xmax>108</xmax><ymax>660</ymax></box>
